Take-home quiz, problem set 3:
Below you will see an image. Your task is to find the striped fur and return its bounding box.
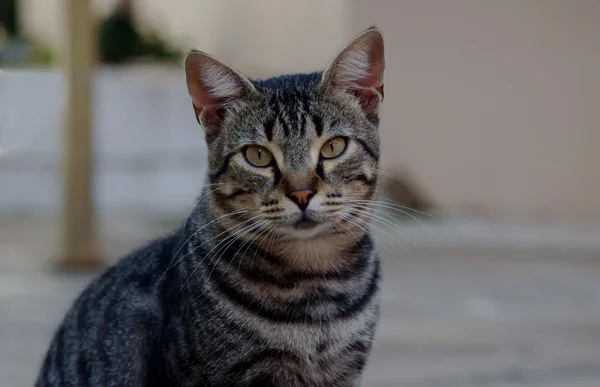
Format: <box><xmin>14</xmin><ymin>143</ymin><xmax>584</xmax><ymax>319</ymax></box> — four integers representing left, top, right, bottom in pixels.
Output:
<box><xmin>36</xmin><ymin>27</ymin><xmax>385</xmax><ymax>387</ymax></box>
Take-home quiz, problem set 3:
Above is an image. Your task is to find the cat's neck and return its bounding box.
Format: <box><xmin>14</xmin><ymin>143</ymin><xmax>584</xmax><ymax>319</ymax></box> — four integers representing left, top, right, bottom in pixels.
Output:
<box><xmin>265</xmin><ymin>231</ymin><xmax>369</xmax><ymax>273</ymax></box>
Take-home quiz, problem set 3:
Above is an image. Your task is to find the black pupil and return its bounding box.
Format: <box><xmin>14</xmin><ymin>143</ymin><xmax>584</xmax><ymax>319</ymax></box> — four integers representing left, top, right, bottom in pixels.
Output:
<box><xmin>257</xmin><ymin>148</ymin><xmax>262</xmax><ymax>160</ymax></box>
<box><xmin>330</xmin><ymin>142</ymin><xmax>335</xmax><ymax>152</ymax></box>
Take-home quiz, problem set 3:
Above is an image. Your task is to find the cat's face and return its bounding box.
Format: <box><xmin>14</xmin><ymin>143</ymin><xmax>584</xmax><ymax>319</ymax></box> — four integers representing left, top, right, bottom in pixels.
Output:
<box><xmin>186</xmin><ymin>28</ymin><xmax>384</xmax><ymax>244</ymax></box>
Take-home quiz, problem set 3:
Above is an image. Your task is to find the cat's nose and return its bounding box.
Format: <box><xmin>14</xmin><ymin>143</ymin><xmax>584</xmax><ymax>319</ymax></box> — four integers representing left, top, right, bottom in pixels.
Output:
<box><xmin>287</xmin><ymin>188</ymin><xmax>314</xmax><ymax>210</ymax></box>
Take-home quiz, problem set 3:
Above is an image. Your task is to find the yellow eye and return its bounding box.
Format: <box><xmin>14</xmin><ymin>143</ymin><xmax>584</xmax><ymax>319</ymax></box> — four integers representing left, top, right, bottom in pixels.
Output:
<box><xmin>320</xmin><ymin>137</ymin><xmax>347</xmax><ymax>159</ymax></box>
<box><xmin>244</xmin><ymin>145</ymin><xmax>273</xmax><ymax>167</ymax></box>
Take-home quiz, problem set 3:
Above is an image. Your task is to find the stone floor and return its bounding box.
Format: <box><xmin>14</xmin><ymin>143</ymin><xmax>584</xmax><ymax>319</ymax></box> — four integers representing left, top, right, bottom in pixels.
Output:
<box><xmin>2</xmin><ymin>219</ymin><xmax>600</xmax><ymax>386</ymax></box>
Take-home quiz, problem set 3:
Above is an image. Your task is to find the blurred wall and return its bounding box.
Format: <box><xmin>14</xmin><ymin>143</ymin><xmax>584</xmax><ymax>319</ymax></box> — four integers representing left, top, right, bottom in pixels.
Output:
<box><xmin>18</xmin><ymin>0</ymin><xmax>350</xmax><ymax>75</ymax></box>
<box><xmin>0</xmin><ymin>68</ymin><xmax>207</xmax><ymax>216</ymax></box>
<box><xmin>16</xmin><ymin>0</ymin><xmax>600</xmax><ymax>222</ymax></box>
<box><xmin>352</xmin><ymin>0</ymin><xmax>600</xmax><ymax>221</ymax></box>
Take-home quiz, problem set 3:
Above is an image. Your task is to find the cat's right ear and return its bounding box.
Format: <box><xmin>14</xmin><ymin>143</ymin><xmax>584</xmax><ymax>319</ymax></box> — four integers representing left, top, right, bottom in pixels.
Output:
<box><xmin>185</xmin><ymin>51</ymin><xmax>256</xmax><ymax>135</ymax></box>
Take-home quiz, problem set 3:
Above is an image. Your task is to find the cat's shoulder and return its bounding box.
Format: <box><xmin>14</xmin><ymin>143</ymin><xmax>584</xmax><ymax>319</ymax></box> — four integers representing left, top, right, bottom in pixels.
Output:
<box><xmin>104</xmin><ymin>230</ymin><xmax>182</xmax><ymax>286</ymax></box>
<box><xmin>73</xmin><ymin>229</ymin><xmax>182</xmax><ymax>306</ymax></box>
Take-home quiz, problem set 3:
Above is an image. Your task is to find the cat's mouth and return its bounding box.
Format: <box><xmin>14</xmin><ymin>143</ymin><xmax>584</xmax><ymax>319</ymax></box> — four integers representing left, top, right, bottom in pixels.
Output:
<box><xmin>279</xmin><ymin>213</ymin><xmax>330</xmax><ymax>238</ymax></box>
<box><xmin>292</xmin><ymin>218</ymin><xmax>320</xmax><ymax>230</ymax></box>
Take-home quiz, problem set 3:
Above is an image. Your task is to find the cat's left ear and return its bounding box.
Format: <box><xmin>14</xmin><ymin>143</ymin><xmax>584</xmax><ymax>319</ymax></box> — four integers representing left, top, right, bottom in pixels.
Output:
<box><xmin>185</xmin><ymin>50</ymin><xmax>257</xmax><ymax>135</ymax></box>
<box><xmin>321</xmin><ymin>27</ymin><xmax>385</xmax><ymax>118</ymax></box>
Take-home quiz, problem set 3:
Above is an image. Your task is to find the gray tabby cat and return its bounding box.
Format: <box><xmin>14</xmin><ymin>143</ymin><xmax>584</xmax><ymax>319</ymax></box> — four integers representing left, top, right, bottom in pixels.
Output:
<box><xmin>36</xmin><ymin>27</ymin><xmax>385</xmax><ymax>387</ymax></box>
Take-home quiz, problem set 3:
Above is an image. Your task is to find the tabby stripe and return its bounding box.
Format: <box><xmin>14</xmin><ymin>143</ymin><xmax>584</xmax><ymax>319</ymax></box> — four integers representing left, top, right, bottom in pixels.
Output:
<box><xmin>189</xmin><ymin>279</ymin><xmax>261</xmax><ymax>343</ymax></box>
<box><xmin>272</xmin><ymin>164</ymin><xmax>282</xmax><ymax>186</ymax></box>
<box><xmin>299</xmin><ymin>112</ymin><xmax>307</xmax><ymax>137</ymax></box>
<box><xmin>237</xmin><ymin>248</ymin><xmax>370</xmax><ymax>288</ymax></box>
<box><xmin>216</xmin><ymin>189</ymin><xmax>250</xmax><ymax>200</ymax></box>
<box><xmin>312</xmin><ymin>115</ymin><xmax>323</xmax><ymax>136</ymax></box>
<box><xmin>316</xmin><ymin>159</ymin><xmax>326</xmax><ymax>180</ymax></box>
<box><xmin>232</xmin><ymin>235</ymin><xmax>373</xmax><ymax>288</ymax></box>
<box><xmin>76</xmin><ymin>355</ymin><xmax>91</xmax><ymax>384</ymax></box>
<box><xmin>209</xmin><ymin>271</ymin><xmax>325</xmax><ymax>323</ymax></box>
<box><xmin>264</xmin><ymin>118</ymin><xmax>275</xmax><ymax>142</ymax></box>
<box><xmin>210</xmin><ymin>151</ymin><xmax>236</xmax><ymax>180</ymax></box>
<box><xmin>207</xmin><ymin>257</ymin><xmax>378</xmax><ymax>323</ymax></box>
<box><xmin>205</xmin><ymin>258</ymin><xmax>350</xmax><ymax>308</ymax></box>
<box><xmin>227</xmin><ymin>348</ymin><xmax>286</xmax><ymax>377</ymax></box>
<box><xmin>247</xmin><ymin>375</ymin><xmax>277</xmax><ymax>387</ymax></box>
<box><xmin>336</xmin><ymin>259</ymin><xmax>380</xmax><ymax>319</ymax></box>
<box><xmin>355</xmin><ymin>138</ymin><xmax>379</xmax><ymax>161</ymax></box>
<box><xmin>280</xmin><ymin>117</ymin><xmax>292</xmax><ymax>137</ymax></box>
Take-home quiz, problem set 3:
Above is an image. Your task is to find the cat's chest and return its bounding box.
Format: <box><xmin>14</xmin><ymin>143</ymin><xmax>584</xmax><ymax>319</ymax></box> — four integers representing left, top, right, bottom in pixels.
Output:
<box><xmin>244</xmin><ymin>311</ymin><xmax>373</xmax><ymax>356</ymax></box>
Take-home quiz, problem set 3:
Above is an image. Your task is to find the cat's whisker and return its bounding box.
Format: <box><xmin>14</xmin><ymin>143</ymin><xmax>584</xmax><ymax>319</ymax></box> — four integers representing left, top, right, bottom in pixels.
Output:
<box><xmin>205</xmin><ymin>221</ymin><xmax>268</xmax><ymax>281</ymax></box>
<box><xmin>224</xmin><ymin>221</ymin><xmax>272</xmax><ymax>274</ymax></box>
<box><xmin>344</xmin><ymin>198</ymin><xmax>425</xmax><ymax>225</ymax></box>
<box><xmin>371</xmin><ymin>197</ymin><xmax>443</xmax><ymax>221</ymax></box>
<box><xmin>341</xmin><ymin>209</ymin><xmax>420</xmax><ymax>263</ymax></box>
<box><xmin>342</xmin><ymin>204</ymin><xmax>421</xmax><ymax>250</ymax></box>
<box><xmin>372</xmin><ymin>168</ymin><xmax>413</xmax><ymax>187</ymax></box>
<box><xmin>236</xmin><ymin>223</ymin><xmax>275</xmax><ymax>275</ymax></box>
<box><xmin>250</xmin><ymin>222</ymin><xmax>280</xmax><ymax>269</ymax></box>
<box><xmin>329</xmin><ymin>213</ymin><xmax>363</xmax><ymax>246</ymax></box>
<box><xmin>170</xmin><ymin>213</ymin><xmax>263</xmax><ymax>279</ymax></box>
<box><xmin>339</xmin><ymin>215</ymin><xmax>406</xmax><ymax>268</ymax></box>
<box><xmin>335</xmin><ymin>211</ymin><xmax>400</xmax><ymax>268</ymax></box>
<box><xmin>345</xmin><ymin>190</ymin><xmax>442</xmax><ymax>221</ymax></box>
<box><xmin>179</xmin><ymin>218</ymin><xmax>265</xmax><ymax>292</ymax></box>
<box><xmin>159</xmin><ymin>207</ymin><xmax>251</xmax><ymax>282</ymax></box>
<box><xmin>183</xmin><ymin>185</ymin><xmax>225</xmax><ymax>233</ymax></box>
<box><xmin>199</xmin><ymin>218</ymin><xmax>265</xmax><ymax>270</ymax></box>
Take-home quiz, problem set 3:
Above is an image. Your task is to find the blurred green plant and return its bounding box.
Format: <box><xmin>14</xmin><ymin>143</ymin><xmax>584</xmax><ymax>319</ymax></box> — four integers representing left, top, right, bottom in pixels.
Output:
<box><xmin>27</xmin><ymin>37</ymin><xmax>56</xmax><ymax>66</ymax></box>
<box><xmin>0</xmin><ymin>34</ymin><xmax>56</xmax><ymax>67</ymax></box>
<box><xmin>99</xmin><ymin>0</ymin><xmax>182</xmax><ymax>64</ymax></box>
<box><xmin>0</xmin><ymin>0</ymin><xmax>17</xmax><ymax>36</ymax></box>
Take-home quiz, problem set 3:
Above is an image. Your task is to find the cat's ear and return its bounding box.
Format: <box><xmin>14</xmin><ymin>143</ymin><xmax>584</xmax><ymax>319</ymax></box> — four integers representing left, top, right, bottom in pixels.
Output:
<box><xmin>321</xmin><ymin>27</ymin><xmax>385</xmax><ymax>118</ymax></box>
<box><xmin>185</xmin><ymin>50</ymin><xmax>256</xmax><ymax>135</ymax></box>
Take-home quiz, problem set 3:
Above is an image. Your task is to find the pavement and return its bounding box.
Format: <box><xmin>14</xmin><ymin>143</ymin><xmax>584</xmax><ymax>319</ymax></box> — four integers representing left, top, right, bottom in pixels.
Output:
<box><xmin>1</xmin><ymin>216</ymin><xmax>600</xmax><ymax>387</ymax></box>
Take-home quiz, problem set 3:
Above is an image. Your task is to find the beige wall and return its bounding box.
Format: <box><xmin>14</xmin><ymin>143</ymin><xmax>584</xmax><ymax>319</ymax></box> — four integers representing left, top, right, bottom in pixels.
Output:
<box><xmin>18</xmin><ymin>0</ymin><xmax>350</xmax><ymax>76</ymax></box>
<box><xmin>18</xmin><ymin>0</ymin><xmax>600</xmax><ymax>221</ymax></box>
<box><xmin>352</xmin><ymin>0</ymin><xmax>600</xmax><ymax>221</ymax></box>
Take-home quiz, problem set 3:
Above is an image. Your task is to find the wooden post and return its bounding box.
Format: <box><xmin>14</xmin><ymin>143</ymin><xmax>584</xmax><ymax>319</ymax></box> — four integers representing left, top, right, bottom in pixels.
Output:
<box><xmin>59</xmin><ymin>0</ymin><xmax>101</xmax><ymax>270</ymax></box>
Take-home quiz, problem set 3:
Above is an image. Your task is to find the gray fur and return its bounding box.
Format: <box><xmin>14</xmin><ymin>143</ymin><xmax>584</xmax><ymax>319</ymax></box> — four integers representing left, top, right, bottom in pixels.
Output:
<box><xmin>36</xmin><ymin>27</ymin><xmax>385</xmax><ymax>387</ymax></box>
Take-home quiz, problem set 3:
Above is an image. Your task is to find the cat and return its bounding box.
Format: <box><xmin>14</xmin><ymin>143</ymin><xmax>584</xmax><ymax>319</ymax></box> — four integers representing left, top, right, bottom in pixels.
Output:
<box><xmin>36</xmin><ymin>26</ymin><xmax>385</xmax><ymax>387</ymax></box>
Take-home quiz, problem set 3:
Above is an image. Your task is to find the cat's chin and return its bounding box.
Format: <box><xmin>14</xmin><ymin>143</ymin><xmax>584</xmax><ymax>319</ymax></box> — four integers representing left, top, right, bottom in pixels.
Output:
<box><xmin>280</xmin><ymin>220</ymin><xmax>329</xmax><ymax>239</ymax></box>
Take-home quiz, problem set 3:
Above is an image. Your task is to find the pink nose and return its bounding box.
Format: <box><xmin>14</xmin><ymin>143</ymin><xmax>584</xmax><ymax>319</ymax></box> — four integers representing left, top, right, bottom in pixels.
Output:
<box><xmin>287</xmin><ymin>189</ymin><xmax>314</xmax><ymax>209</ymax></box>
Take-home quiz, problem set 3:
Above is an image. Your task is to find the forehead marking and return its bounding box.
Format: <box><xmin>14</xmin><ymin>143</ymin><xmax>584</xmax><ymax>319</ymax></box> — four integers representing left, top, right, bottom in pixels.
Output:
<box><xmin>264</xmin><ymin>118</ymin><xmax>275</xmax><ymax>142</ymax></box>
<box><xmin>312</xmin><ymin>115</ymin><xmax>323</xmax><ymax>137</ymax></box>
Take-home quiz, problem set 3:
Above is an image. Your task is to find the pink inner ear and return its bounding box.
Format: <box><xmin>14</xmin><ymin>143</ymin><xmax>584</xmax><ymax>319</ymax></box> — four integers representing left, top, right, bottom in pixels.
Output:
<box><xmin>352</xmin><ymin>88</ymin><xmax>383</xmax><ymax>118</ymax></box>
<box><xmin>355</xmin><ymin>60</ymin><xmax>383</xmax><ymax>90</ymax></box>
<box><xmin>328</xmin><ymin>31</ymin><xmax>385</xmax><ymax>108</ymax></box>
<box><xmin>342</xmin><ymin>57</ymin><xmax>384</xmax><ymax>116</ymax></box>
<box><xmin>188</xmin><ymin>77</ymin><xmax>222</xmax><ymax>109</ymax></box>
<box><xmin>187</xmin><ymin>67</ymin><xmax>232</xmax><ymax>134</ymax></box>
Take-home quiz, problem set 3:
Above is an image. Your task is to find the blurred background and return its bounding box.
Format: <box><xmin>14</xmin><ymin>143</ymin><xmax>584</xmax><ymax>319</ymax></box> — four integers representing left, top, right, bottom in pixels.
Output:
<box><xmin>1</xmin><ymin>0</ymin><xmax>600</xmax><ymax>386</ymax></box>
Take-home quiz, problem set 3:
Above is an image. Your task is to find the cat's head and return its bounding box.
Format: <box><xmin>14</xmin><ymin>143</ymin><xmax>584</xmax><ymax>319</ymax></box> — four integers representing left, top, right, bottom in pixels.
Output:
<box><xmin>185</xmin><ymin>28</ymin><xmax>384</xmax><ymax>248</ymax></box>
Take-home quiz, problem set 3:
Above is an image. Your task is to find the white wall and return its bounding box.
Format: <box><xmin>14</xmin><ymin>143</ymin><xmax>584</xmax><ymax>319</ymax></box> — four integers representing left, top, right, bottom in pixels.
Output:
<box><xmin>0</xmin><ymin>68</ymin><xmax>207</xmax><ymax>216</ymax></box>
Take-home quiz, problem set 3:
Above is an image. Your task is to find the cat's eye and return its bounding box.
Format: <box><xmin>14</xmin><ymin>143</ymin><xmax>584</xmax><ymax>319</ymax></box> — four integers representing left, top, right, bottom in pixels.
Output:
<box><xmin>320</xmin><ymin>137</ymin><xmax>347</xmax><ymax>159</ymax></box>
<box><xmin>244</xmin><ymin>145</ymin><xmax>273</xmax><ymax>167</ymax></box>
